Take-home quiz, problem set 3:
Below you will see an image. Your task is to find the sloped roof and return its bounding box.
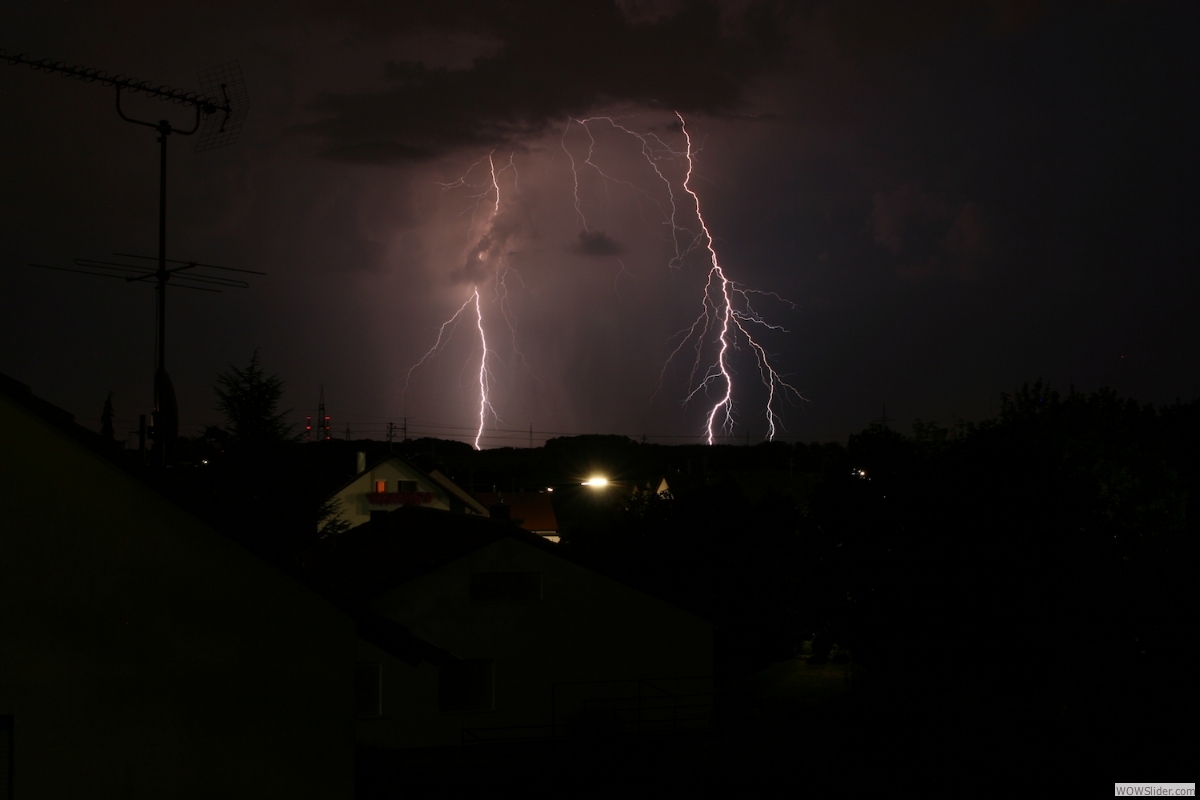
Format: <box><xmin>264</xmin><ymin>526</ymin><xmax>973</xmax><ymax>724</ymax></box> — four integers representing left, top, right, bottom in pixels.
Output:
<box><xmin>298</xmin><ymin>506</ymin><xmax>544</xmax><ymax>602</ymax></box>
<box><xmin>296</xmin><ymin>504</ymin><xmax>712</xmax><ymax>621</ymax></box>
<box><xmin>327</xmin><ymin>453</ymin><xmax>433</xmax><ymax>497</ymax></box>
<box><xmin>1</xmin><ymin>372</ymin><xmax>115</xmax><ymax>460</ymax></box>
<box><xmin>0</xmin><ymin>372</ymin><xmax>456</xmax><ymax>668</ymax></box>
<box><xmin>474</xmin><ymin>492</ymin><xmax>558</xmax><ymax>532</ymax></box>
<box><xmin>327</xmin><ymin>455</ymin><xmax>486</xmax><ymax>516</ymax></box>
<box><xmin>428</xmin><ymin>469</ymin><xmax>489</xmax><ymax>515</ymax></box>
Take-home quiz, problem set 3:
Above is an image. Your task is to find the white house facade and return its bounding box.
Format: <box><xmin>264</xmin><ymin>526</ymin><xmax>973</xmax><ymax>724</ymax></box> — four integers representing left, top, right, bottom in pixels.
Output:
<box><xmin>327</xmin><ymin>454</ymin><xmax>488</xmax><ymax>530</ymax></box>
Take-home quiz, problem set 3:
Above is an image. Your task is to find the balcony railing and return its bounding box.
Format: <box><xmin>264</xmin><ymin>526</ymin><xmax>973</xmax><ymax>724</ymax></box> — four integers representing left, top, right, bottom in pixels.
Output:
<box><xmin>366</xmin><ymin>491</ymin><xmax>435</xmax><ymax>506</ymax></box>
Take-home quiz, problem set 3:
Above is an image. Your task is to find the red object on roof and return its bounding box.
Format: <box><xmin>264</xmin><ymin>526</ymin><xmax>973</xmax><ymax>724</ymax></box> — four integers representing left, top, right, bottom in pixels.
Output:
<box><xmin>474</xmin><ymin>492</ymin><xmax>558</xmax><ymax>533</ymax></box>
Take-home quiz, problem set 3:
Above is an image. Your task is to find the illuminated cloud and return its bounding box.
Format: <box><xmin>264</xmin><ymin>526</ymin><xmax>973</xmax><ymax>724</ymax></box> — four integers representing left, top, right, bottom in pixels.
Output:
<box><xmin>572</xmin><ymin>230</ymin><xmax>625</xmax><ymax>257</ymax></box>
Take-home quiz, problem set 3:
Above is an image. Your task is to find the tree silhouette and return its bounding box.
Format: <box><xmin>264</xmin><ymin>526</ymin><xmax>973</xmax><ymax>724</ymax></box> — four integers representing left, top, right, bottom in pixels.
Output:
<box><xmin>214</xmin><ymin>351</ymin><xmax>295</xmax><ymax>450</ymax></box>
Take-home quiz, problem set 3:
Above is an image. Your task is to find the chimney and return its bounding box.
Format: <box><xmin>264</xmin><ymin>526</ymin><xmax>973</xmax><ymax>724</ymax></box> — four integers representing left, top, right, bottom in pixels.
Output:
<box><xmin>356</xmin><ymin>451</ymin><xmax>367</xmax><ymax>474</ymax></box>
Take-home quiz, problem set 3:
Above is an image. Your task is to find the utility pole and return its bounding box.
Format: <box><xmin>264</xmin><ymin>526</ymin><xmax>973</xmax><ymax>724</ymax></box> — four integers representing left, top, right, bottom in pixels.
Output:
<box><xmin>386</xmin><ymin>422</ymin><xmax>396</xmax><ymax>446</ymax></box>
<box><xmin>529</xmin><ymin>423</ymin><xmax>533</xmax><ymax>449</ymax></box>
<box><xmin>402</xmin><ymin>417</ymin><xmax>407</xmax><ymax>442</ymax></box>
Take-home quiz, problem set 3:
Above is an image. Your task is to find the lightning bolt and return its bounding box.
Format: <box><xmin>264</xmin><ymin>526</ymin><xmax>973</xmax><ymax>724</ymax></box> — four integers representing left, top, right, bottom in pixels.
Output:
<box><xmin>472</xmin><ymin>286</ymin><xmax>493</xmax><ymax>450</ymax></box>
<box><xmin>406</xmin><ymin>151</ymin><xmax>521</xmax><ymax>449</ymax></box>
<box><xmin>675</xmin><ymin>113</ymin><xmax>803</xmax><ymax>443</ymax></box>
<box><xmin>401</xmin><ymin>294</ymin><xmax>474</xmax><ymax>401</ymax></box>
<box><xmin>412</xmin><ymin>113</ymin><xmax>799</xmax><ymax>448</ymax></box>
<box><xmin>561</xmin><ymin>112</ymin><xmax>803</xmax><ymax>443</ymax></box>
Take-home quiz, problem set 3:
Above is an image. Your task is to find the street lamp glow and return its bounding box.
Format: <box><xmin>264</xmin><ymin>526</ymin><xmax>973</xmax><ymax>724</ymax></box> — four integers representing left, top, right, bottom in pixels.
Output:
<box><xmin>582</xmin><ymin>477</ymin><xmax>608</xmax><ymax>487</ymax></box>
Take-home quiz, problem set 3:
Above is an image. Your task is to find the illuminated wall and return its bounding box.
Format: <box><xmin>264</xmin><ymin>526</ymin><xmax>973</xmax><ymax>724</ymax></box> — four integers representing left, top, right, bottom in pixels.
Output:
<box><xmin>328</xmin><ymin>456</ymin><xmax>456</xmax><ymax>529</ymax></box>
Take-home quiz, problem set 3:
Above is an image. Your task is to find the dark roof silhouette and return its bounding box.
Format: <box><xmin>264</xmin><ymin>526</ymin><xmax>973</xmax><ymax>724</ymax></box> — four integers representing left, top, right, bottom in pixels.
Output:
<box><xmin>475</xmin><ymin>491</ymin><xmax>558</xmax><ymax>532</ymax></box>
<box><xmin>0</xmin><ymin>371</ymin><xmax>456</xmax><ymax>668</ymax></box>
<box><xmin>298</xmin><ymin>504</ymin><xmax>712</xmax><ymax>621</ymax></box>
<box><xmin>299</xmin><ymin>505</ymin><xmax>549</xmax><ymax>602</ymax></box>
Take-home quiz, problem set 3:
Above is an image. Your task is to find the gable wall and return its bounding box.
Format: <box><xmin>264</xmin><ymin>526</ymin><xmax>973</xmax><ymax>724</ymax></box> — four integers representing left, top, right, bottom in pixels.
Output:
<box><xmin>333</xmin><ymin>460</ymin><xmax>450</xmax><ymax>528</ymax></box>
<box><xmin>361</xmin><ymin>537</ymin><xmax>712</xmax><ymax>748</ymax></box>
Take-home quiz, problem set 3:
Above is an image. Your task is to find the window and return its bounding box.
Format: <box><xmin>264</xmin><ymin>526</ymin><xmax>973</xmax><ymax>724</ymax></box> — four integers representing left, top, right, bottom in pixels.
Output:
<box><xmin>374</xmin><ymin>480</ymin><xmax>388</xmax><ymax>493</ymax></box>
<box><xmin>469</xmin><ymin>572</ymin><xmax>542</xmax><ymax>603</ymax></box>
<box><xmin>355</xmin><ymin>663</ymin><xmax>383</xmax><ymax>718</ymax></box>
<box><xmin>398</xmin><ymin>480</ymin><xmax>418</xmax><ymax>493</ymax></box>
<box><xmin>438</xmin><ymin>660</ymin><xmax>494</xmax><ymax>713</ymax></box>
<box><xmin>1</xmin><ymin>715</ymin><xmax>11</xmax><ymax>800</ymax></box>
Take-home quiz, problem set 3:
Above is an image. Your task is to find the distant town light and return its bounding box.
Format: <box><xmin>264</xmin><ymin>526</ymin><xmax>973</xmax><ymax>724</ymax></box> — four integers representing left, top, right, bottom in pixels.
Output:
<box><xmin>582</xmin><ymin>477</ymin><xmax>608</xmax><ymax>487</ymax></box>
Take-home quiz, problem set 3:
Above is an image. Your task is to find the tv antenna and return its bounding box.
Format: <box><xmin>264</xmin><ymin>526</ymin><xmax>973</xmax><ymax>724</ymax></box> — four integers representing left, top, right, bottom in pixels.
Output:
<box><xmin>3</xmin><ymin>51</ymin><xmax>254</xmax><ymax>465</ymax></box>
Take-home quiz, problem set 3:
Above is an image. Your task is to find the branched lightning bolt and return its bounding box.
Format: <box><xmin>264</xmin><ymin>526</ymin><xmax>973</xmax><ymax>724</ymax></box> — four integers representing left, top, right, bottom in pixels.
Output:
<box><xmin>412</xmin><ymin>113</ymin><xmax>799</xmax><ymax>448</ymax></box>
<box><xmin>402</xmin><ymin>294</ymin><xmax>474</xmax><ymax>402</ymax></box>
<box><xmin>562</xmin><ymin>116</ymin><xmax>694</xmax><ymax>264</ymax></box>
<box><xmin>674</xmin><ymin>113</ymin><xmax>803</xmax><ymax>443</ymax></box>
<box><xmin>562</xmin><ymin>112</ymin><xmax>803</xmax><ymax>443</ymax></box>
<box><xmin>406</xmin><ymin>151</ymin><xmax>524</xmax><ymax>449</ymax></box>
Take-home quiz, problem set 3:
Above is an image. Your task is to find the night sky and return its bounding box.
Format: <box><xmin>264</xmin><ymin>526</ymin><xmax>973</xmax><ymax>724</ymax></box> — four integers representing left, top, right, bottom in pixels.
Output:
<box><xmin>3</xmin><ymin>1</ymin><xmax>1196</xmax><ymax>448</ymax></box>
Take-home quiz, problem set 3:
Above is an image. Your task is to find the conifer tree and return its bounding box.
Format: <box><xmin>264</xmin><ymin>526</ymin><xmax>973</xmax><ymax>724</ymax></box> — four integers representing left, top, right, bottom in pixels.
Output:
<box><xmin>214</xmin><ymin>351</ymin><xmax>295</xmax><ymax>449</ymax></box>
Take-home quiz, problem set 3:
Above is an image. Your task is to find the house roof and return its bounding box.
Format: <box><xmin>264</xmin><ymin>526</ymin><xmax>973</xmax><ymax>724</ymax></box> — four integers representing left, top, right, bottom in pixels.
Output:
<box><xmin>327</xmin><ymin>454</ymin><xmax>487</xmax><ymax>515</ymax></box>
<box><xmin>327</xmin><ymin>453</ymin><xmax>430</xmax><ymax>497</ymax></box>
<box><xmin>299</xmin><ymin>506</ymin><xmax>545</xmax><ymax>602</ymax></box>
<box><xmin>428</xmin><ymin>469</ymin><xmax>489</xmax><ymax>515</ymax></box>
<box><xmin>1</xmin><ymin>372</ymin><xmax>115</xmax><ymax>460</ymax></box>
<box><xmin>474</xmin><ymin>491</ymin><xmax>558</xmax><ymax>532</ymax></box>
<box><xmin>0</xmin><ymin>372</ymin><xmax>458</xmax><ymax>669</ymax></box>
<box><xmin>296</xmin><ymin>504</ymin><xmax>712</xmax><ymax>621</ymax></box>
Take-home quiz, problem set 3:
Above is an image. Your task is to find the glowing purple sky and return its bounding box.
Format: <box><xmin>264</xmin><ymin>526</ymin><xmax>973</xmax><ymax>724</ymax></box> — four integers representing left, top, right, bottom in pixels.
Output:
<box><xmin>2</xmin><ymin>1</ymin><xmax>1196</xmax><ymax>446</ymax></box>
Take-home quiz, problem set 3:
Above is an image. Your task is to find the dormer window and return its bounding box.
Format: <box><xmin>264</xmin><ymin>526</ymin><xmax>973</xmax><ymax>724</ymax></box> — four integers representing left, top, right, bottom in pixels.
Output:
<box><xmin>398</xmin><ymin>480</ymin><xmax>418</xmax><ymax>493</ymax></box>
<box><xmin>374</xmin><ymin>480</ymin><xmax>388</xmax><ymax>493</ymax></box>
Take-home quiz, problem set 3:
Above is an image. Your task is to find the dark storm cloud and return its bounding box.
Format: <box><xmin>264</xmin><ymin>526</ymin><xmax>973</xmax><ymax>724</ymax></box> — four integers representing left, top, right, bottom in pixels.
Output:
<box><xmin>572</xmin><ymin>230</ymin><xmax>625</xmax><ymax>257</ymax></box>
<box><xmin>318</xmin><ymin>141</ymin><xmax>436</xmax><ymax>164</ymax></box>
<box><xmin>302</xmin><ymin>0</ymin><xmax>793</xmax><ymax>163</ymax></box>
<box><xmin>869</xmin><ymin>184</ymin><xmax>989</xmax><ymax>279</ymax></box>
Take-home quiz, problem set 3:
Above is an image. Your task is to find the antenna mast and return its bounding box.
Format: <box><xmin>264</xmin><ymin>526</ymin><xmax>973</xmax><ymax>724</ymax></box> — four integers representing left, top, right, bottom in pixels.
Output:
<box><xmin>3</xmin><ymin>51</ymin><xmax>252</xmax><ymax>466</ymax></box>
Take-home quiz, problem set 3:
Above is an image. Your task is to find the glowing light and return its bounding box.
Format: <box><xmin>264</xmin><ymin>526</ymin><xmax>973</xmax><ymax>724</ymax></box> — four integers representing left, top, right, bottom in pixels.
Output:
<box><xmin>582</xmin><ymin>477</ymin><xmax>609</xmax><ymax>487</ymax></box>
